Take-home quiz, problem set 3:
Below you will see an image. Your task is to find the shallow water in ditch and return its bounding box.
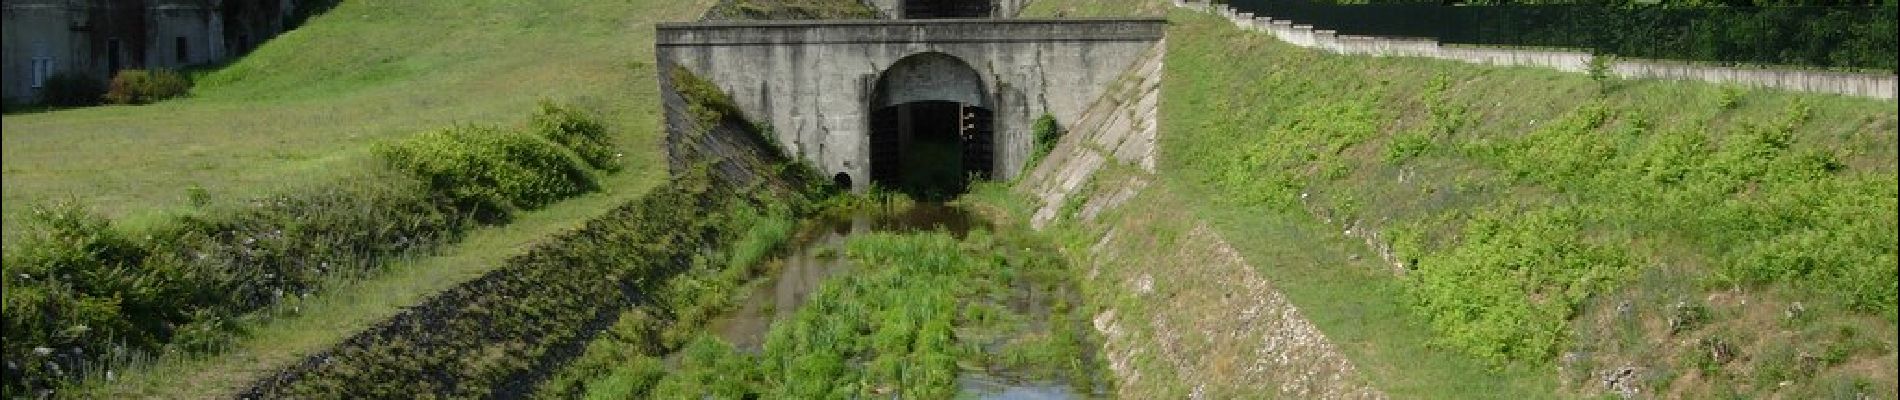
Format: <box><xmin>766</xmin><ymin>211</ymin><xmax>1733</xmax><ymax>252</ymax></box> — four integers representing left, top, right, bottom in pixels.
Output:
<box><xmin>699</xmin><ymin>202</ymin><xmax>1095</xmax><ymax>399</ymax></box>
<box><xmin>704</xmin><ymin>203</ymin><xmax>984</xmax><ymax>351</ymax></box>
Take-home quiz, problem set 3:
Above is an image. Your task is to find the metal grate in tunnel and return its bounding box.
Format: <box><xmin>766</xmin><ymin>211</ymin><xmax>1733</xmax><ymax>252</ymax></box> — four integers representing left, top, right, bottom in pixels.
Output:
<box><xmin>903</xmin><ymin>0</ymin><xmax>993</xmax><ymax>18</ymax></box>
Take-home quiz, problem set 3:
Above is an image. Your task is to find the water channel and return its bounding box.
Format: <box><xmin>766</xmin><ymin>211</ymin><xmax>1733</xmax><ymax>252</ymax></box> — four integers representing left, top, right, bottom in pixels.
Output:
<box><xmin>698</xmin><ymin>202</ymin><xmax>1099</xmax><ymax>399</ymax></box>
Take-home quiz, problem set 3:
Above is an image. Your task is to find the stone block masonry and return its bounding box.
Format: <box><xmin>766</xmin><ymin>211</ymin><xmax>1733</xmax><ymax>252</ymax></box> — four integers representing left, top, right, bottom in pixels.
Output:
<box><xmin>656</xmin><ymin>18</ymin><xmax>1165</xmax><ymax>188</ymax></box>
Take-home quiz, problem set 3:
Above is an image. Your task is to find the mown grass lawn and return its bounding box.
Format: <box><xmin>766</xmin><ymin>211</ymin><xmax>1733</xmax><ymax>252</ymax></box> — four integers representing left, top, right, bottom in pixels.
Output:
<box><xmin>4</xmin><ymin>0</ymin><xmax>719</xmax><ymax>396</ymax></box>
<box><xmin>1</xmin><ymin>0</ymin><xmax>713</xmax><ymax>240</ymax></box>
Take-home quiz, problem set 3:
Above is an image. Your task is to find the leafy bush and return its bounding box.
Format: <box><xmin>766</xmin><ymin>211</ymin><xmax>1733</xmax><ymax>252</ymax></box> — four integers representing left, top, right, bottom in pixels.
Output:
<box><xmin>1404</xmin><ymin>208</ymin><xmax>1632</xmax><ymax>366</ymax></box>
<box><xmin>531</xmin><ymin>101</ymin><xmax>621</xmax><ymax>171</ymax></box>
<box><xmin>0</xmin><ymin>176</ymin><xmax>465</xmax><ymax>397</ymax></box>
<box><xmin>670</xmin><ymin>66</ymin><xmax>744</xmax><ymax>131</ymax></box>
<box><xmin>1</xmin><ymin>104</ymin><xmax>620</xmax><ymax>396</ymax></box>
<box><xmin>376</xmin><ymin>124</ymin><xmax>598</xmax><ymax>221</ymax></box>
<box><xmin>103</xmin><ymin>69</ymin><xmax>191</xmax><ymax>105</ymax></box>
<box><xmin>37</xmin><ymin>72</ymin><xmax>105</xmax><ymax>107</ymax></box>
<box><xmin>1030</xmin><ymin>114</ymin><xmax>1062</xmax><ymax>167</ymax></box>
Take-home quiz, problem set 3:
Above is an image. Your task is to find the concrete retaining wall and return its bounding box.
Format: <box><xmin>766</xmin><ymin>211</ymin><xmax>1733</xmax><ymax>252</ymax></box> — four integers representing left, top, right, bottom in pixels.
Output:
<box><xmin>1183</xmin><ymin>0</ymin><xmax>1897</xmax><ymax>100</ymax></box>
<box><xmin>1016</xmin><ymin>39</ymin><xmax>1386</xmax><ymax>398</ymax></box>
<box><xmin>656</xmin><ymin>19</ymin><xmax>1165</xmax><ymax>186</ymax></box>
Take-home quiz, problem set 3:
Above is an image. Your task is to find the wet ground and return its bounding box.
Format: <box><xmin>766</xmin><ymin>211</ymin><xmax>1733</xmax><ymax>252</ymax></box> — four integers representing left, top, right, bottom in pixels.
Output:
<box><xmin>705</xmin><ymin>203</ymin><xmax>983</xmax><ymax>351</ymax></box>
<box><xmin>699</xmin><ymin>202</ymin><xmax>1094</xmax><ymax>399</ymax></box>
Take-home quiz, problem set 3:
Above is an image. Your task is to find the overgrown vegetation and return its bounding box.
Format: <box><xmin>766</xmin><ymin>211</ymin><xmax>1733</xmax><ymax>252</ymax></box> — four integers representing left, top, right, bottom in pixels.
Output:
<box><xmin>103</xmin><ymin>69</ymin><xmax>192</xmax><ymax>105</ymax></box>
<box><xmin>561</xmin><ymin>229</ymin><xmax>1104</xmax><ymax>398</ymax></box>
<box><xmin>36</xmin><ymin>73</ymin><xmax>106</xmax><ymax>108</ymax></box>
<box><xmin>1157</xmin><ymin>7</ymin><xmax>1894</xmax><ymax>397</ymax></box>
<box><xmin>242</xmin><ymin>166</ymin><xmax>816</xmax><ymax>398</ymax></box>
<box><xmin>376</xmin><ymin>125</ymin><xmax>598</xmax><ymax>222</ymax></box>
<box><xmin>1</xmin><ymin>104</ymin><xmax>618</xmax><ymax>397</ymax></box>
<box><xmin>1030</xmin><ymin>114</ymin><xmax>1063</xmax><ymax>167</ymax></box>
<box><xmin>530</xmin><ymin>206</ymin><xmax>797</xmax><ymax>399</ymax></box>
<box><xmin>3</xmin><ymin>0</ymin><xmax>710</xmax><ymax>239</ymax></box>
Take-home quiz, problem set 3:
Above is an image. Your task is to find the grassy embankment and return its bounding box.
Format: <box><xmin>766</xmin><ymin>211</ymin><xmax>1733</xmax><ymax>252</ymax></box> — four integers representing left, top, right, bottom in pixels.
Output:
<box><xmin>0</xmin><ymin>0</ymin><xmax>712</xmax><ymax>236</ymax></box>
<box><xmin>2</xmin><ymin>0</ymin><xmax>718</xmax><ymax>397</ymax></box>
<box><xmin>242</xmin><ymin>166</ymin><xmax>821</xmax><ymax>398</ymax></box>
<box><xmin>1026</xmin><ymin>1</ymin><xmax>1895</xmax><ymax>398</ymax></box>
<box><xmin>241</xmin><ymin>47</ymin><xmax>829</xmax><ymax>397</ymax></box>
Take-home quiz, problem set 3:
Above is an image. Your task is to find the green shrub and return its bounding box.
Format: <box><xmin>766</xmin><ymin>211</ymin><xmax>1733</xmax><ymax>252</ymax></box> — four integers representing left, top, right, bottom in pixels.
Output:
<box><xmin>3</xmin><ymin>103</ymin><xmax>622</xmax><ymax>396</ymax></box>
<box><xmin>37</xmin><ymin>72</ymin><xmax>105</xmax><ymax>107</ymax></box>
<box><xmin>531</xmin><ymin>101</ymin><xmax>621</xmax><ymax>171</ymax></box>
<box><xmin>1587</xmin><ymin>53</ymin><xmax>1616</xmax><ymax>93</ymax></box>
<box><xmin>0</xmin><ymin>175</ymin><xmax>467</xmax><ymax>396</ymax></box>
<box><xmin>376</xmin><ymin>124</ymin><xmax>598</xmax><ymax>221</ymax></box>
<box><xmin>1406</xmin><ymin>208</ymin><xmax>1632</xmax><ymax>366</ymax></box>
<box><xmin>1030</xmin><ymin>114</ymin><xmax>1062</xmax><ymax>167</ymax></box>
<box><xmin>1</xmin><ymin>203</ymin><xmax>156</xmax><ymax>393</ymax></box>
<box><xmin>103</xmin><ymin>69</ymin><xmax>191</xmax><ymax>105</ymax></box>
<box><xmin>671</xmin><ymin>66</ymin><xmax>744</xmax><ymax>131</ymax></box>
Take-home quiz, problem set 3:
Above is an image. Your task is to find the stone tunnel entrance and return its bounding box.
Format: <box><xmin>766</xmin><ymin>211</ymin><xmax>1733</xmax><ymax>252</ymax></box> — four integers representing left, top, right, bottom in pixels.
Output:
<box><xmin>868</xmin><ymin>52</ymin><xmax>993</xmax><ymax>200</ymax></box>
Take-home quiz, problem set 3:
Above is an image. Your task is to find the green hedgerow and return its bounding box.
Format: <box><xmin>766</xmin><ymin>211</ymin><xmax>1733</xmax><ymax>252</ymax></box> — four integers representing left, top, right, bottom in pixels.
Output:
<box><xmin>104</xmin><ymin>69</ymin><xmax>191</xmax><ymax>105</ymax></box>
<box><xmin>376</xmin><ymin>124</ymin><xmax>598</xmax><ymax>221</ymax></box>
<box><xmin>531</xmin><ymin>101</ymin><xmax>621</xmax><ymax>171</ymax></box>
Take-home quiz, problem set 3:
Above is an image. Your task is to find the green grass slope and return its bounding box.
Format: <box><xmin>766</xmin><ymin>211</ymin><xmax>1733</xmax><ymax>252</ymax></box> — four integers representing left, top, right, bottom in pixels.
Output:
<box><xmin>0</xmin><ymin>0</ymin><xmax>709</xmax><ymax>238</ymax></box>
<box><xmin>1</xmin><ymin>0</ymin><xmax>718</xmax><ymax>397</ymax></box>
<box><xmin>1028</xmin><ymin>1</ymin><xmax>1896</xmax><ymax>398</ymax></box>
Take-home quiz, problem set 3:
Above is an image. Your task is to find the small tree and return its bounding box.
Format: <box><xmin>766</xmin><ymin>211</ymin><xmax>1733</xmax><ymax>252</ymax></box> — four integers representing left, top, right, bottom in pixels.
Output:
<box><xmin>1587</xmin><ymin>53</ymin><xmax>1617</xmax><ymax>95</ymax></box>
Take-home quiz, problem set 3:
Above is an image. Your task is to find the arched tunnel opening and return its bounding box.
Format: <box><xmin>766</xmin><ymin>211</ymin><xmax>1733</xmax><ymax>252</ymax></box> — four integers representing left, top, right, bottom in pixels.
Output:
<box><xmin>864</xmin><ymin>52</ymin><xmax>995</xmax><ymax>201</ymax></box>
<box><xmin>869</xmin><ymin>100</ymin><xmax>993</xmax><ymax>200</ymax></box>
<box><xmin>903</xmin><ymin>0</ymin><xmax>993</xmax><ymax>18</ymax></box>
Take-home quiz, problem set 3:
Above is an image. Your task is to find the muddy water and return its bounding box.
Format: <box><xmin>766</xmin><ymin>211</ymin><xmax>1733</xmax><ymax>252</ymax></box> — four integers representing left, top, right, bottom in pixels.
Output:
<box><xmin>701</xmin><ymin>203</ymin><xmax>1090</xmax><ymax>399</ymax></box>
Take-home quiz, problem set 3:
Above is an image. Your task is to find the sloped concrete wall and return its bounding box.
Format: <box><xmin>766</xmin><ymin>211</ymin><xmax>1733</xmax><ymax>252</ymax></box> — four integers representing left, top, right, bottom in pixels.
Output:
<box><xmin>1016</xmin><ymin>39</ymin><xmax>1386</xmax><ymax>399</ymax></box>
<box><xmin>1188</xmin><ymin>0</ymin><xmax>1897</xmax><ymax>100</ymax></box>
<box><xmin>656</xmin><ymin>19</ymin><xmax>1164</xmax><ymax>186</ymax></box>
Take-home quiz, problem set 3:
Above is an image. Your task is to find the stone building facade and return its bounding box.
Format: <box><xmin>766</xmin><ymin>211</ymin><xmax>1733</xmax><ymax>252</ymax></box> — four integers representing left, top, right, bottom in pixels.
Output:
<box><xmin>1</xmin><ymin>0</ymin><xmax>295</xmax><ymax>104</ymax></box>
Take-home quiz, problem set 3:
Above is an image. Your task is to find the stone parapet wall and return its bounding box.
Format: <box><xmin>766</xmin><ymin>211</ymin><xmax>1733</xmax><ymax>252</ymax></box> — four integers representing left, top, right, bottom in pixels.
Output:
<box><xmin>656</xmin><ymin>19</ymin><xmax>1165</xmax><ymax>189</ymax></box>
